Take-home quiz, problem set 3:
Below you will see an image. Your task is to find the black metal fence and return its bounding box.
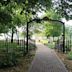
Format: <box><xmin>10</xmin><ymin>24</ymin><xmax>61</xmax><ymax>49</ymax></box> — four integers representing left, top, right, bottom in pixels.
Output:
<box><xmin>0</xmin><ymin>39</ymin><xmax>36</xmax><ymax>68</ymax></box>
<box><xmin>55</xmin><ymin>37</ymin><xmax>72</xmax><ymax>53</ymax></box>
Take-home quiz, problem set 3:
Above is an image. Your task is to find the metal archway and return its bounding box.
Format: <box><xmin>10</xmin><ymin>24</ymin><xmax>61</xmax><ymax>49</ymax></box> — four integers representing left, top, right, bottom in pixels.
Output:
<box><xmin>26</xmin><ymin>16</ymin><xmax>65</xmax><ymax>53</ymax></box>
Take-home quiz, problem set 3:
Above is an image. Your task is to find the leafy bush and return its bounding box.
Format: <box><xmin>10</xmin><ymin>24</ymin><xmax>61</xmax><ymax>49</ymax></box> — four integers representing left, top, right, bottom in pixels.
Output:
<box><xmin>0</xmin><ymin>40</ymin><xmax>36</xmax><ymax>68</ymax></box>
<box><xmin>0</xmin><ymin>41</ymin><xmax>18</xmax><ymax>49</ymax></box>
<box><xmin>28</xmin><ymin>43</ymin><xmax>36</xmax><ymax>50</ymax></box>
<box><xmin>67</xmin><ymin>51</ymin><xmax>72</xmax><ymax>60</ymax></box>
<box><xmin>40</xmin><ymin>40</ymin><xmax>48</xmax><ymax>44</ymax></box>
<box><xmin>0</xmin><ymin>52</ymin><xmax>18</xmax><ymax>68</ymax></box>
<box><xmin>48</xmin><ymin>42</ymin><xmax>55</xmax><ymax>49</ymax></box>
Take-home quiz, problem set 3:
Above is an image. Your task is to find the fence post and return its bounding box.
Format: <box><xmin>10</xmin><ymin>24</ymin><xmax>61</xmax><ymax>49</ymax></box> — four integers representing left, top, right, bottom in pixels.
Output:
<box><xmin>62</xmin><ymin>23</ymin><xmax>65</xmax><ymax>53</ymax></box>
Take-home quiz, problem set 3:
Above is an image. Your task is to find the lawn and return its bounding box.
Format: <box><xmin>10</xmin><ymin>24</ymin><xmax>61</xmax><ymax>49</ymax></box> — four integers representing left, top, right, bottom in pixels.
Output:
<box><xmin>47</xmin><ymin>42</ymin><xmax>55</xmax><ymax>49</ymax></box>
<box><xmin>38</xmin><ymin>39</ymin><xmax>48</xmax><ymax>44</ymax></box>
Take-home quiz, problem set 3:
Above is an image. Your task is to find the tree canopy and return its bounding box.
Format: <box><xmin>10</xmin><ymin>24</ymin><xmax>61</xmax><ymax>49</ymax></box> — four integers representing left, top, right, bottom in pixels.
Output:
<box><xmin>44</xmin><ymin>21</ymin><xmax>62</xmax><ymax>38</ymax></box>
<box><xmin>52</xmin><ymin>0</ymin><xmax>72</xmax><ymax>20</ymax></box>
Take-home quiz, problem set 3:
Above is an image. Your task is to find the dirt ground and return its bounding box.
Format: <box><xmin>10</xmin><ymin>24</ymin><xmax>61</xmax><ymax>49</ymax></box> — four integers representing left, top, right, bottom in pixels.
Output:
<box><xmin>55</xmin><ymin>50</ymin><xmax>72</xmax><ymax>72</ymax></box>
<box><xmin>0</xmin><ymin>49</ymin><xmax>36</xmax><ymax>72</ymax></box>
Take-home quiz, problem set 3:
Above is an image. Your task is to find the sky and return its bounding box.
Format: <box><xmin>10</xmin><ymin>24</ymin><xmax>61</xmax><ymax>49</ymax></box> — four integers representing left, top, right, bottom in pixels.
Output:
<box><xmin>62</xmin><ymin>18</ymin><xmax>72</xmax><ymax>26</ymax></box>
<box><xmin>36</xmin><ymin>11</ymin><xmax>45</xmax><ymax>18</ymax></box>
<box><xmin>66</xmin><ymin>20</ymin><xmax>72</xmax><ymax>26</ymax></box>
<box><xmin>37</xmin><ymin>11</ymin><xmax>72</xmax><ymax>27</ymax></box>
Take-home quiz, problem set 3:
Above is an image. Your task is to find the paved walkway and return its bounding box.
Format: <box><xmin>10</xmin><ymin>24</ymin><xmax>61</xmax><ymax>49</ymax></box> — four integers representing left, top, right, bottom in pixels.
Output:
<box><xmin>28</xmin><ymin>43</ymin><xmax>68</xmax><ymax>72</ymax></box>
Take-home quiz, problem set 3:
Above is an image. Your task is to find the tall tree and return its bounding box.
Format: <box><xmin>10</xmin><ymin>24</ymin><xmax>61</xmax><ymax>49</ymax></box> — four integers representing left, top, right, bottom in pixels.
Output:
<box><xmin>44</xmin><ymin>21</ymin><xmax>62</xmax><ymax>39</ymax></box>
<box><xmin>0</xmin><ymin>0</ymin><xmax>53</xmax><ymax>52</ymax></box>
<box><xmin>18</xmin><ymin>0</ymin><xmax>52</xmax><ymax>52</ymax></box>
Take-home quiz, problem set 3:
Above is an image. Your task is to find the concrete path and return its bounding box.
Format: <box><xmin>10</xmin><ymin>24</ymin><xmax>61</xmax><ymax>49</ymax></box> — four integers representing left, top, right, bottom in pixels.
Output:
<box><xmin>28</xmin><ymin>43</ymin><xmax>68</xmax><ymax>72</ymax></box>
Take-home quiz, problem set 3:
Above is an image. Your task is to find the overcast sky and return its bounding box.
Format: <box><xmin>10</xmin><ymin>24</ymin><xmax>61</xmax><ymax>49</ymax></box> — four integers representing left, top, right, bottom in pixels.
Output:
<box><xmin>62</xmin><ymin>18</ymin><xmax>72</xmax><ymax>26</ymax></box>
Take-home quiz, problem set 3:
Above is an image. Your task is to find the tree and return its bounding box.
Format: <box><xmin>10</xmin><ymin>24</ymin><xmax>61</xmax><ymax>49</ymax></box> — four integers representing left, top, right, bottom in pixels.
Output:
<box><xmin>18</xmin><ymin>0</ymin><xmax>52</xmax><ymax>52</ymax></box>
<box><xmin>1</xmin><ymin>0</ymin><xmax>63</xmax><ymax>53</ymax></box>
<box><xmin>52</xmin><ymin>0</ymin><xmax>72</xmax><ymax>20</ymax></box>
<box><xmin>0</xmin><ymin>1</ymin><xmax>26</xmax><ymax>43</ymax></box>
<box><xmin>45</xmin><ymin>9</ymin><xmax>61</xmax><ymax>20</ymax></box>
<box><xmin>43</xmin><ymin>9</ymin><xmax>62</xmax><ymax>38</ymax></box>
<box><xmin>51</xmin><ymin>0</ymin><xmax>72</xmax><ymax>52</ymax></box>
<box><xmin>0</xmin><ymin>7</ymin><xmax>12</xmax><ymax>33</ymax></box>
<box><xmin>44</xmin><ymin>21</ymin><xmax>62</xmax><ymax>40</ymax></box>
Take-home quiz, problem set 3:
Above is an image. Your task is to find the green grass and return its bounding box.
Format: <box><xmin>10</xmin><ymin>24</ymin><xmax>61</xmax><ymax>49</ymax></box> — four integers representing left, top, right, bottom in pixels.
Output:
<box><xmin>0</xmin><ymin>41</ymin><xmax>17</xmax><ymax>49</ymax></box>
<box><xmin>47</xmin><ymin>42</ymin><xmax>55</xmax><ymax>49</ymax></box>
<box><xmin>39</xmin><ymin>39</ymin><xmax>48</xmax><ymax>44</ymax></box>
<box><xmin>0</xmin><ymin>41</ymin><xmax>28</xmax><ymax>56</ymax></box>
<box><xmin>38</xmin><ymin>39</ymin><xmax>55</xmax><ymax>49</ymax></box>
<box><xmin>0</xmin><ymin>40</ymin><xmax>36</xmax><ymax>53</ymax></box>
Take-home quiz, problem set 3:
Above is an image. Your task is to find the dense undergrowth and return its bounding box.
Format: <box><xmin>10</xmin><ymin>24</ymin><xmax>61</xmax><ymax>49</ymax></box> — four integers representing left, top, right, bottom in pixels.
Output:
<box><xmin>0</xmin><ymin>40</ymin><xmax>36</xmax><ymax>68</ymax></box>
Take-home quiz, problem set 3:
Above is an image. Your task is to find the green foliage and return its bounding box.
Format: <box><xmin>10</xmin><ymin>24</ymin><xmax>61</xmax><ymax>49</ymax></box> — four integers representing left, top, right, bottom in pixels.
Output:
<box><xmin>44</xmin><ymin>21</ymin><xmax>62</xmax><ymax>37</ymax></box>
<box><xmin>0</xmin><ymin>11</ymin><xmax>12</xmax><ymax>24</ymax></box>
<box><xmin>48</xmin><ymin>42</ymin><xmax>55</xmax><ymax>49</ymax></box>
<box><xmin>43</xmin><ymin>9</ymin><xmax>63</xmax><ymax>38</ymax></box>
<box><xmin>18</xmin><ymin>0</ymin><xmax>52</xmax><ymax>12</ymax></box>
<box><xmin>28</xmin><ymin>42</ymin><xmax>36</xmax><ymax>50</ymax></box>
<box><xmin>65</xmin><ymin>26</ymin><xmax>72</xmax><ymax>37</ymax></box>
<box><xmin>39</xmin><ymin>39</ymin><xmax>48</xmax><ymax>44</ymax></box>
<box><xmin>20</xmin><ymin>32</ymin><xmax>26</xmax><ymax>37</ymax></box>
<box><xmin>0</xmin><ymin>1</ymin><xmax>26</xmax><ymax>34</ymax></box>
<box><xmin>0</xmin><ymin>52</ymin><xmax>17</xmax><ymax>68</ymax></box>
<box><xmin>52</xmin><ymin>0</ymin><xmax>72</xmax><ymax>20</ymax></box>
<box><xmin>67</xmin><ymin>51</ymin><xmax>72</xmax><ymax>60</ymax></box>
<box><xmin>0</xmin><ymin>41</ymin><xmax>17</xmax><ymax>50</ymax></box>
<box><xmin>45</xmin><ymin>9</ymin><xmax>61</xmax><ymax>20</ymax></box>
<box><xmin>0</xmin><ymin>0</ymin><xmax>52</xmax><ymax>34</ymax></box>
<box><xmin>34</xmin><ymin>29</ymin><xmax>41</xmax><ymax>33</ymax></box>
<box><xmin>0</xmin><ymin>40</ymin><xmax>36</xmax><ymax>68</ymax></box>
<box><xmin>0</xmin><ymin>24</ymin><xmax>9</xmax><ymax>33</ymax></box>
<box><xmin>0</xmin><ymin>8</ymin><xmax>12</xmax><ymax>33</ymax></box>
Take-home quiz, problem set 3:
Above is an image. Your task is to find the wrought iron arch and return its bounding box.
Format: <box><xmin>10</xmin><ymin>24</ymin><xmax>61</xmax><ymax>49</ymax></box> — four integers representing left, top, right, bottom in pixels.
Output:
<box><xmin>26</xmin><ymin>16</ymin><xmax>65</xmax><ymax>53</ymax></box>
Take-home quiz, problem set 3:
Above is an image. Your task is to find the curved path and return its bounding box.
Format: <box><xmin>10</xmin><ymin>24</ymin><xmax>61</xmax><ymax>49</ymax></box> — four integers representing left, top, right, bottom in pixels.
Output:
<box><xmin>28</xmin><ymin>42</ymin><xmax>68</xmax><ymax>72</ymax></box>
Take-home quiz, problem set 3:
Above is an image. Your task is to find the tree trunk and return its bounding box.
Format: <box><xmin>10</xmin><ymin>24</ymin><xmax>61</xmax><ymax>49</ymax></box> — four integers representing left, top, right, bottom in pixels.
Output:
<box><xmin>26</xmin><ymin>22</ymin><xmax>29</xmax><ymax>53</ymax></box>
<box><xmin>63</xmin><ymin>23</ymin><xmax>65</xmax><ymax>53</ymax></box>
<box><xmin>11</xmin><ymin>28</ymin><xmax>14</xmax><ymax>43</ymax></box>
<box><xmin>70</xmin><ymin>35</ymin><xmax>71</xmax><ymax>50</ymax></box>
<box><xmin>53</xmin><ymin>36</ymin><xmax>54</xmax><ymax>42</ymax></box>
<box><xmin>16</xmin><ymin>30</ymin><xmax>19</xmax><ymax>45</ymax></box>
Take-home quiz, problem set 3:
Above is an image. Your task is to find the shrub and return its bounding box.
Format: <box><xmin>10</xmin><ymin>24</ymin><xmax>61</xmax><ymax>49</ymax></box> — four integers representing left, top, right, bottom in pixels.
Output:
<box><xmin>48</xmin><ymin>42</ymin><xmax>55</xmax><ymax>49</ymax></box>
<box><xmin>67</xmin><ymin>51</ymin><xmax>72</xmax><ymax>60</ymax></box>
